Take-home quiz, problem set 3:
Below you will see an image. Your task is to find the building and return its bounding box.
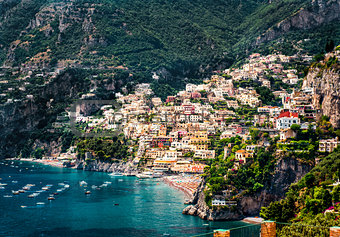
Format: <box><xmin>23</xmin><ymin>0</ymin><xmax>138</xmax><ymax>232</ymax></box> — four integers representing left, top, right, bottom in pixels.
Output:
<box><xmin>280</xmin><ymin>128</ymin><xmax>297</xmax><ymax>140</ymax></box>
<box><xmin>319</xmin><ymin>137</ymin><xmax>340</xmax><ymax>152</ymax></box>
<box><xmin>212</xmin><ymin>197</ymin><xmax>226</xmax><ymax>206</ymax></box>
<box><xmin>235</xmin><ymin>150</ymin><xmax>252</xmax><ymax>163</ymax></box>
<box><xmin>276</xmin><ymin>111</ymin><xmax>300</xmax><ymax>130</ymax></box>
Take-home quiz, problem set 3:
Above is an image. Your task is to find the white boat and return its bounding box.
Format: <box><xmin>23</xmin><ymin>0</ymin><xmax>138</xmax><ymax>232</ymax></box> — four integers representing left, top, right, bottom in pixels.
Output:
<box><xmin>153</xmin><ymin>172</ymin><xmax>163</xmax><ymax>178</ymax></box>
<box><xmin>12</xmin><ymin>191</ymin><xmax>20</xmax><ymax>195</ymax></box>
<box><xmin>109</xmin><ymin>172</ymin><xmax>123</xmax><ymax>177</ymax></box>
<box><xmin>64</xmin><ymin>184</ymin><xmax>70</xmax><ymax>188</ymax></box>
<box><xmin>0</xmin><ymin>183</ymin><xmax>8</xmax><ymax>186</ymax></box>
<box><xmin>79</xmin><ymin>181</ymin><xmax>87</xmax><ymax>186</ymax></box>
<box><xmin>36</xmin><ymin>202</ymin><xmax>45</xmax><ymax>205</ymax></box>
<box><xmin>41</xmin><ymin>187</ymin><xmax>49</xmax><ymax>190</ymax></box>
<box><xmin>3</xmin><ymin>195</ymin><xmax>12</xmax><ymax>198</ymax></box>
<box><xmin>136</xmin><ymin>172</ymin><xmax>154</xmax><ymax>179</ymax></box>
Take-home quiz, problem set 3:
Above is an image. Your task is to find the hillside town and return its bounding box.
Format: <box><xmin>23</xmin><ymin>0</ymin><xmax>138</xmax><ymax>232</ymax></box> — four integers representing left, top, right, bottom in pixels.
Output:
<box><xmin>63</xmin><ymin>52</ymin><xmax>340</xmax><ymax>189</ymax></box>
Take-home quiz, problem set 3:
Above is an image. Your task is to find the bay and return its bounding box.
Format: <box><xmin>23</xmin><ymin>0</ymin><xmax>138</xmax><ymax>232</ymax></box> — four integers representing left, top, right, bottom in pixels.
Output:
<box><xmin>0</xmin><ymin>160</ymin><xmax>259</xmax><ymax>237</ymax></box>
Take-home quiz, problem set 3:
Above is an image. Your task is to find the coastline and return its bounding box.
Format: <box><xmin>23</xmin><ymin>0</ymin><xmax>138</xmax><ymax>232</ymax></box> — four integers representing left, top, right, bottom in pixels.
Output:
<box><xmin>242</xmin><ymin>217</ymin><xmax>264</xmax><ymax>224</ymax></box>
<box><xmin>7</xmin><ymin>158</ymin><xmax>67</xmax><ymax>168</ymax></box>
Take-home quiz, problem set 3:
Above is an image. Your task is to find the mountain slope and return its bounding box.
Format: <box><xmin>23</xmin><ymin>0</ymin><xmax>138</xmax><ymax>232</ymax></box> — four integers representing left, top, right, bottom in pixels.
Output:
<box><xmin>1</xmin><ymin>0</ymin><xmax>339</xmax><ymax>82</ymax></box>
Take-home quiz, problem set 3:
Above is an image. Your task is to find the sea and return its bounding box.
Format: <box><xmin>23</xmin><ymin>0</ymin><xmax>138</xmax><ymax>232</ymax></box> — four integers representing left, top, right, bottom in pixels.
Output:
<box><xmin>0</xmin><ymin>160</ymin><xmax>260</xmax><ymax>237</ymax></box>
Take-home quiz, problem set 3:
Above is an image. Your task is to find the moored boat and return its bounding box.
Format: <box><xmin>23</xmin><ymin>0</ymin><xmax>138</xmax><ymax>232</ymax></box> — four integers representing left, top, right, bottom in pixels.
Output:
<box><xmin>109</xmin><ymin>172</ymin><xmax>123</xmax><ymax>177</ymax></box>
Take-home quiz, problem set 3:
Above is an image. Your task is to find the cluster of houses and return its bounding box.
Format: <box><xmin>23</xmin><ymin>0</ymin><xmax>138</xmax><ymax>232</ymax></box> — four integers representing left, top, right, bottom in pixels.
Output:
<box><xmin>70</xmin><ymin>52</ymin><xmax>340</xmax><ymax>206</ymax></box>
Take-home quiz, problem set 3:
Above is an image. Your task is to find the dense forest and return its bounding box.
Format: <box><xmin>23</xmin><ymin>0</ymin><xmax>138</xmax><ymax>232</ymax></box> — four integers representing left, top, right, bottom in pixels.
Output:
<box><xmin>0</xmin><ymin>0</ymin><xmax>339</xmax><ymax>97</ymax></box>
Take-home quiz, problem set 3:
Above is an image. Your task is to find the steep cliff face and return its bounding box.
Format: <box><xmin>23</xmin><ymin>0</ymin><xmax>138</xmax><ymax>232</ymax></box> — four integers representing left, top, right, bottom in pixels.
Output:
<box><xmin>183</xmin><ymin>156</ymin><xmax>313</xmax><ymax>221</ymax></box>
<box><xmin>302</xmin><ymin>50</ymin><xmax>340</xmax><ymax>128</ymax></box>
<box><xmin>0</xmin><ymin>69</ymin><xmax>90</xmax><ymax>158</ymax></box>
<box><xmin>256</xmin><ymin>0</ymin><xmax>340</xmax><ymax>45</ymax></box>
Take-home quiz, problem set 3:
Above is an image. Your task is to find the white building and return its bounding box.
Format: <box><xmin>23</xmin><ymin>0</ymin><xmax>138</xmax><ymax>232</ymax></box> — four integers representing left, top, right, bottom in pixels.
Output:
<box><xmin>276</xmin><ymin>111</ymin><xmax>300</xmax><ymax>130</ymax></box>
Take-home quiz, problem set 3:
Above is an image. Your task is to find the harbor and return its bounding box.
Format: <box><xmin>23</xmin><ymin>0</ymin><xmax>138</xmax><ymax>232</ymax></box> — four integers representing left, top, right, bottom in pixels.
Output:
<box><xmin>0</xmin><ymin>159</ymin><xmax>256</xmax><ymax>237</ymax></box>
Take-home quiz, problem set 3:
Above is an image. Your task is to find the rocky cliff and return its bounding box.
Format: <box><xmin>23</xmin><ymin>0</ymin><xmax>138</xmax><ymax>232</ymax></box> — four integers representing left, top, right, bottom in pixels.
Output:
<box><xmin>0</xmin><ymin>69</ymin><xmax>90</xmax><ymax>158</ymax></box>
<box><xmin>302</xmin><ymin>50</ymin><xmax>340</xmax><ymax>128</ymax></box>
<box><xmin>183</xmin><ymin>156</ymin><xmax>313</xmax><ymax>221</ymax></box>
<box><xmin>256</xmin><ymin>0</ymin><xmax>340</xmax><ymax>45</ymax></box>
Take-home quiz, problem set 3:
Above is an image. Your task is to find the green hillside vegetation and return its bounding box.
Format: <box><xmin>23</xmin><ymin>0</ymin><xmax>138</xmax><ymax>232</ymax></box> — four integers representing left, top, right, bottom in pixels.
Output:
<box><xmin>260</xmin><ymin>150</ymin><xmax>340</xmax><ymax>236</ymax></box>
<box><xmin>76</xmin><ymin>136</ymin><xmax>128</xmax><ymax>162</ymax></box>
<box><xmin>1</xmin><ymin>0</ymin><xmax>339</xmax><ymax>97</ymax></box>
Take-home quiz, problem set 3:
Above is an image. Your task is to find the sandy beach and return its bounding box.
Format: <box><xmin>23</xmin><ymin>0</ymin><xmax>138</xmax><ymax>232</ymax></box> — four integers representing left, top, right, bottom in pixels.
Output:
<box><xmin>163</xmin><ymin>175</ymin><xmax>202</xmax><ymax>200</ymax></box>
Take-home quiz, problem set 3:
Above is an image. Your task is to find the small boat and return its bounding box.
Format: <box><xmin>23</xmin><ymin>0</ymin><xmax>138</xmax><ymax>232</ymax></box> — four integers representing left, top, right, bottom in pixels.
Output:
<box><xmin>153</xmin><ymin>172</ymin><xmax>163</xmax><ymax>178</ymax></box>
<box><xmin>12</xmin><ymin>191</ymin><xmax>20</xmax><ymax>195</ymax></box>
<box><xmin>114</xmin><ymin>203</ymin><xmax>119</xmax><ymax>206</ymax></box>
<box><xmin>18</xmin><ymin>190</ymin><xmax>25</xmax><ymax>193</ymax></box>
<box><xmin>48</xmin><ymin>197</ymin><xmax>55</xmax><ymax>200</ymax></box>
<box><xmin>91</xmin><ymin>185</ymin><xmax>97</xmax><ymax>189</ymax></box>
<box><xmin>85</xmin><ymin>191</ymin><xmax>91</xmax><ymax>195</ymax></box>
<box><xmin>136</xmin><ymin>172</ymin><xmax>154</xmax><ymax>179</ymax></box>
<box><xmin>57</xmin><ymin>189</ymin><xmax>63</xmax><ymax>192</ymax></box>
<box><xmin>0</xmin><ymin>183</ymin><xmax>8</xmax><ymax>186</ymax></box>
<box><xmin>109</xmin><ymin>172</ymin><xmax>123</xmax><ymax>177</ymax></box>
<box><xmin>12</xmin><ymin>180</ymin><xmax>18</xmax><ymax>183</ymax></box>
<box><xmin>36</xmin><ymin>202</ymin><xmax>45</xmax><ymax>205</ymax></box>
<box><xmin>64</xmin><ymin>184</ymin><xmax>70</xmax><ymax>188</ymax></box>
<box><xmin>42</xmin><ymin>187</ymin><xmax>49</xmax><ymax>190</ymax></box>
<box><xmin>79</xmin><ymin>181</ymin><xmax>87</xmax><ymax>186</ymax></box>
<box><xmin>21</xmin><ymin>206</ymin><xmax>27</xmax><ymax>208</ymax></box>
<box><xmin>28</xmin><ymin>193</ymin><xmax>40</xmax><ymax>198</ymax></box>
<box><xmin>163</xmin><ymin>233</ymin><xmax>171</xmax><ymax>236</ymax></box>
<box><xmin>0</xmin><ymin>187</ymin><xmax>5</xmax><ymax>190</ymax></box>
<box><xmin>53</xmin><ymin>192</ymin><xmax>59</xmax><ymax>195</ymax></box>
<box><xmin>3</xmin><ymin>195</ymin><xmax>12</xmax><ymax>198</ymax></box>
<box><xmin>23</xmin><ymin>186</ymin><xmax>30</xmax><ymax>190</ymax></box>
<box><xmin>104</xmin><ymin>181</ymin><xmax>112</xmax><ymax>184</ymax></box>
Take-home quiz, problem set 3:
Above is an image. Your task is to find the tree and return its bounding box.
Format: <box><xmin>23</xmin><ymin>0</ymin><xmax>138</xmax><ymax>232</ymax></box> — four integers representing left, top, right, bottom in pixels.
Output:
<box><xmin>290</xmin><ymin>124</ymin><xmax>301</xmax><ymax>132</ymax></box>
<box><xmin>304</xmin><ymin>173</ymin><xmax>315</xmax><ymax>188</ymax></box>
<box><xmin>325</xmin><ymin>40</ymin><xmax>335</xmax><ymax>53</ymax></box>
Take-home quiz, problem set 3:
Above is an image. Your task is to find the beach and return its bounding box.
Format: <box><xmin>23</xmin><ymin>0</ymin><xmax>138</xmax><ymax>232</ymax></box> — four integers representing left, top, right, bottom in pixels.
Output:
<box><xmin>163</xmin><ymin>175</ymin><xmax>202</xmax><ymax>200</ymax></box>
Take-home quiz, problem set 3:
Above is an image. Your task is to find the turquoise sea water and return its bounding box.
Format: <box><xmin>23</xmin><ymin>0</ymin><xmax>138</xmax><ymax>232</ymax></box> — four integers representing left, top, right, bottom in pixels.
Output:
<box><xmin>0</xmin><ymin>160</ymin><xmax>260</xmax><ymax>237</ymax></box>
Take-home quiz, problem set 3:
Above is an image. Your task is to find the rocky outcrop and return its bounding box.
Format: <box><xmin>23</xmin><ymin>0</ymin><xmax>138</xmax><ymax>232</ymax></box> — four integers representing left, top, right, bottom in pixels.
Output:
<box><xmin>75</xmin><ymin>159</ymin><xmax>137</xmax><ymax>173</ymax></box>
<box><xmin>183</xmin><ymin>156</ymin><xmax>313</xmax><ymax>221</ymax></box>
<box><xmin>302</xmin><ymin>51</ymin><xmax>340</xmax><ymax>128</ymax></box>
<box><xmin>0</xmin><ymin>69</ymin><xmax>90</xmax><ymax>158</ymax></box>
<box><xmin>256</xmin><ymin>0</ymin><xmax>340</xmax><ymax>45</ymax></box>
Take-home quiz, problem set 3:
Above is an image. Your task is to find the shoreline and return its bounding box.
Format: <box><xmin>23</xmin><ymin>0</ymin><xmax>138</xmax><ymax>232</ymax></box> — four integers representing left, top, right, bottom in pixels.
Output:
<box><xmin>241</xmin><ymin>217</ymin><xmax>264</xmax><ymax>224</ymax></box>
<box><xmin>7</xmin><ymin>158</ymin><xmax>71</xmax><ymax>168</ymax></box>
<box><xmin>162</xmin><ymin>175</ymin><xmax>201</xmax><ymax>201</ymax></box>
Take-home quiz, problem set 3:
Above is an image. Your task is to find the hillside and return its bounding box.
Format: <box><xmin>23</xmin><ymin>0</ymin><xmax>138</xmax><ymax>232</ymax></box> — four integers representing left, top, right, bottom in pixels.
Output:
<box><xmin>0</xmin><ymin>0</ymin><xmax>339</xmax><ymax>158</ymax></box>
<box><xmin>260</xmin><ymin>149</ymin><xmax>340</xmax><ymax>236</ymax></box>
<box><xmin>1</xmin><ymin>0</ymin><xmax>339</xmax><ymax>82</ymax></box>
